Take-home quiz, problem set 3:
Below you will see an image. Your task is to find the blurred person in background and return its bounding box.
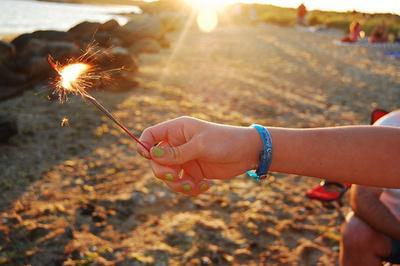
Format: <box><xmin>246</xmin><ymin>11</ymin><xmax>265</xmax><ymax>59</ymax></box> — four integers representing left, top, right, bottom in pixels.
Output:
<box><xmin>341</xmin><ymin>21</ymin><xmax>362</xmax><ymax>43</ymax></box>
<box><xmin>369</xmin><ymin>22</ymin><xmax>389</xmax><ymax>43</ymax></box>
<box><xmin>297</xmin><ymin>3</ymin><xmax>307</xmax><ymax>26</ymax></box>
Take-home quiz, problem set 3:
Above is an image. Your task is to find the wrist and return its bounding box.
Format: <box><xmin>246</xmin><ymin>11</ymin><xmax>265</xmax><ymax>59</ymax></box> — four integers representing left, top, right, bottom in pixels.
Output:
<box><xmin>244</xmin><ymin>127</ymin><xmax>264</xmax><ymax>170</ymax></box>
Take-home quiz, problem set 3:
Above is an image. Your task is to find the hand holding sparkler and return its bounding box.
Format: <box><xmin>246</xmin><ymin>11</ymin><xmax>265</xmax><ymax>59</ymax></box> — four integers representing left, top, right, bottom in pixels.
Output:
<box><xmin>138</xmin><ymin>116</ymin><xmax>263</xmax><ymax>196</ymax></box>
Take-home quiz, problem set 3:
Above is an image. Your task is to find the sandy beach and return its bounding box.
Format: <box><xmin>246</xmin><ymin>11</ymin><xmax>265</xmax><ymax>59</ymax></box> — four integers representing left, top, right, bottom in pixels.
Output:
<box><xmin>0</xmin><ymin>23</ymin><xmax>399</xmax><ymax>265</ymax></box>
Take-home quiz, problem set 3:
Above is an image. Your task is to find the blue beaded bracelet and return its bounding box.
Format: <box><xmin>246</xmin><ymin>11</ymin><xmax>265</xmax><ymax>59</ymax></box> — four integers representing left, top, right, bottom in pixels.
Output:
<box><xmin>246</xmin><ymin>124</ymin><xmax>273</xmax><ymax>182</ymax></box>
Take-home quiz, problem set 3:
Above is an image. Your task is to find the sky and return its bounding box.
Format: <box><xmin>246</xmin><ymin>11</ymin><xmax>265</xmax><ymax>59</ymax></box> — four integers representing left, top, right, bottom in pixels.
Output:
<box><xmin>239</xmin><ymin>0</ymin><xmax>400</xmax><ymax>15</ymax></box>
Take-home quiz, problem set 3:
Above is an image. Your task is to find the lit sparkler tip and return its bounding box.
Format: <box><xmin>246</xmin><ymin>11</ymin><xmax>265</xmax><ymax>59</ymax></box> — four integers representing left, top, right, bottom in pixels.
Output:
<box><xmin>47</xmin><ymin>54</ymin><xmax>150</xmax><ymax>152</ymax></box>
<box><xmin>59</xmin><ymin>63</ymin><xmax>90</xmax><ymax>91</ymax></box>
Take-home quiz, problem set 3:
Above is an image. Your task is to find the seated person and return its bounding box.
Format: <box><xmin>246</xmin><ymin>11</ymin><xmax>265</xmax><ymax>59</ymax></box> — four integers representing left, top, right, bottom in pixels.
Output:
<box><xmin>369</xmin><ymin>23</ymin><xmax>389</xmax><ymax>43</ymax></box>
<box><xmin>341</xmin><ymin>21</ymin><xmax>361</xmax><ymax>43</ymax></box>
<box><xmin>340</xmin><ymin>110</ymin><xmax>400</xmax><ymax>265</ymax></box>
<box><xmin>340</xmin><ymin>185</ymin><xmax>400</xmax><ymax>265</ymax></box>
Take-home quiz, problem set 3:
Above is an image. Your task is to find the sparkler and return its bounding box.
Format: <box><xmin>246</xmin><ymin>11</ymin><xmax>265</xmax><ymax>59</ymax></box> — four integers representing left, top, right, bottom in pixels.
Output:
<box><xmin>48</xmin><ymin>55</ymin><xmax>150</xmax><ymax>152</ymax></box>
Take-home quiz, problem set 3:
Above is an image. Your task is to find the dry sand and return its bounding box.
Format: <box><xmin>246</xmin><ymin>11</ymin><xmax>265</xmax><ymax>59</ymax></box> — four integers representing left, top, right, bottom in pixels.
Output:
<box><xmin>0</xmin><ymin>23</ymin><xmax>399</xmax><ymax>265</ymax></box>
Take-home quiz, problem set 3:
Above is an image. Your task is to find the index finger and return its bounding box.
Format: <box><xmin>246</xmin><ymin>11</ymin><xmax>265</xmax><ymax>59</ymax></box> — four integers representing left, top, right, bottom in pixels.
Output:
<box><xmin>137</xmin><ymin>118</ymin><xmax>183</xmax><ymax>158</ymax></box>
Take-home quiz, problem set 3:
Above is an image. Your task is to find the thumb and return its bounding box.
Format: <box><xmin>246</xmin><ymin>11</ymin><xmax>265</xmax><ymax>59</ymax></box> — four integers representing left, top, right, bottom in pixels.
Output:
<box><xmin>150</xmin><ymin>140</ymin><xmax>199</xmax><ymax>165</ymax></box>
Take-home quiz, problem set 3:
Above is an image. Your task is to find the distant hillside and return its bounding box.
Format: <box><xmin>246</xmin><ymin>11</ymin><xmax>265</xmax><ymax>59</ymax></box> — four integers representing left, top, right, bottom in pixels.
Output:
<box><xmin>245</xmin><ymin>4</ymin><xmax>400</xmax><ymax>35</ymax></box>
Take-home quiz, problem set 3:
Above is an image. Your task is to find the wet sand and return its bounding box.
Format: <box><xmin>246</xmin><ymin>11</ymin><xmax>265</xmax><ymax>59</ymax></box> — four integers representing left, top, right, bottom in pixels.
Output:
<box><xmin>0</xmin><ymin>24</ymin><xmax>399</xmax><ymax>265</ymax></box>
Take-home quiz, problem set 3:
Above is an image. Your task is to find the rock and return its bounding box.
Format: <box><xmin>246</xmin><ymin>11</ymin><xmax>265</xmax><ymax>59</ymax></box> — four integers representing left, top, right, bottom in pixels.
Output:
<box><xmin>24</xmin><ymin>56</ymin><xmax>52</xmax><ymax>80</ymax></box>
<box><xmin>99</xmin><ymin>19</ymin><xmax>120</xmax><ymax>32</ymax></box>
<box><xmin>0</xmin><ymin>41</ymin><xmax>15</xmax><ymax>62</ymax></box>
<box><xmin>116</xmin><ymin>15</ymin><xmax>163</xmax><ymax>46</ymax></box>
<box><xmin>11</xmin><ymin>30</ymin><xmax>72</xmax><ymax>52</ymax></box>
<box><xmin>129</xmin><ymin>38</ymin><xmax>160</xmax><ymax>54</ymax></box>
<box><xmin>123</xmin><ymin>15</ymin><xmax>162</xmax><ymax>38</ymax></box>
<box><xmin>44</xmin><ymin>41</ymin><xmax>80</xmax><ymax>59</ymax></box>
<box><xmin>93</xmin><ymin>31</ymin><xmax>113</xmax><ymax>47</ymax></box>
<box><xmin>14</xmin><ymin>39</ymin><xmax>79</xmax><ymax>79</ymax></box>
<box><xmin>0</xmin><ymin>116</ymin><xmax>17</xmax><ymax>143</ymax></box>
<box><xmin>68</xmin><ymin>21</ymin><xmax>101</xmax><ymax>38</ymax></box>
<box><xmin>0</xmin><ymin>64</ymin><xmax>26</xmax><ymax>87</ymax></box>
<box><xmin>97</xmin><ymin>47</ymin><xmax>138</xmax><ymax>71</ymax></box>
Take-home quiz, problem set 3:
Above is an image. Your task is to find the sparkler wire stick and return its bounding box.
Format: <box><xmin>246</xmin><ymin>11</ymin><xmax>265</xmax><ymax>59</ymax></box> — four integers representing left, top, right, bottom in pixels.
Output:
<box><xmin>83</xmin><ymin>93</ymin><xmax>150</xmax><ymax>152</ymax></box>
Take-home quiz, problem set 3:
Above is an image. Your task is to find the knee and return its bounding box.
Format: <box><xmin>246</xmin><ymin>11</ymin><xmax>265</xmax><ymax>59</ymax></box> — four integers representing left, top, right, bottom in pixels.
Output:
<box><xmin>341</xmin><ymin>214</ymin><xmax>375</xmax><ymax>250</ymax></box>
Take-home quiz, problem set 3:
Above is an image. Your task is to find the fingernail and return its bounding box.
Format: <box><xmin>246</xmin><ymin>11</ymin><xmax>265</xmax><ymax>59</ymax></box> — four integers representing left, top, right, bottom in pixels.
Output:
<box><xmin>152</xmin><ymin>147</ymin><xmax>165</xmax><ymax>158</ymax></box>
<box><xmin>165</xmin><ymin>173</ymin><xmax>174</xmax><ymax>181</ymax></box>
<box><xmin>182</xmin><ymin>183</ymin><xmax>191</xmax><ymax>192</ymax></box>
<box><xmin>178</xmin><ymin>169</ymin><xmax>185</xmax><ymax>179</ymax></box>
<box><xmin>200</xmin><ymin>182</ymin><xmax>209</xmax><ymax>192</ymax></box>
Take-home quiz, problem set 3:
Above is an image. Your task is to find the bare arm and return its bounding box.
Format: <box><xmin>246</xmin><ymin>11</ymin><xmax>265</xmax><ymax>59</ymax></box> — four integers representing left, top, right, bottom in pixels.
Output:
<box><xmin>350</xmin><ymin>185</ymin><xmax>400</xmax><ymax>239</ymax></box>
<box><xmin>268</xmin><ymin>126</ymin><xmax>400</xmax><ymax>188</ymax></box>
<box><xmin>138</xmin><ymin>117</ymin><xmax>400</xmax><ymax>196</ymax></box>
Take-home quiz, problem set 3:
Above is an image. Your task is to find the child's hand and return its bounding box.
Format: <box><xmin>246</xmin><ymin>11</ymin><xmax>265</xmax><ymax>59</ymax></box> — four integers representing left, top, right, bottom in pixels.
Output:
<box><xmin>137</xmin><ymin>116</ymin><xmax>262</xmax><ymax>196</ymax></box>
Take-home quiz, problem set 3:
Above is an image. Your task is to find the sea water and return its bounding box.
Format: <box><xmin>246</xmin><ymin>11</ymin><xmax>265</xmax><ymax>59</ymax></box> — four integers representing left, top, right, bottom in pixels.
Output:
<box><xmin>0</xmin><ymin>0</ymin><xmax>140</xmax><ymax>35</ymax></box>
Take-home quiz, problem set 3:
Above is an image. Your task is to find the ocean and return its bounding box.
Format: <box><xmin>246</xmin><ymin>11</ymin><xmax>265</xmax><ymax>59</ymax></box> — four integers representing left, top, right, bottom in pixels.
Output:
<box><xmin>0</xmin><ymin>0</ymin><xmax>140</xmax><ymax>36</ymax></box>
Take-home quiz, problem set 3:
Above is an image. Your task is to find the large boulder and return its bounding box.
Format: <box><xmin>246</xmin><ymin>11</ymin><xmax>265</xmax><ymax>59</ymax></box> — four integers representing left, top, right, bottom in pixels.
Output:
<box><xmin>11</xmin><ymin>30</ymin><xmax>72</xmax><ymax>52</ymax></box>
<box><xmin>99</xmin><ymin>19</ymin><xmax>120</xmax><ymax>32</ymax></box>
<box><xmin>13</xmin><ymin>38</ymin><xmax>79</xmax><ymax>81</ymax></box>
<box><xmin>0</xmin><ymin>41</ymin><xmax>26</xmax><ymax>93</ymax></box>
<box><xmin>25</xmin><ymin>56</ymin><xmax>53</xmax><ymax>80</ymax></box>
<box><xmin>0</xmin><ymin>41</ymin><xmax>15</xmax><ymax>63</ymax></box>
<box><xmin>68</xmin><ymin>21</ymin><xmax>101</xmax><ymax>38</ymax></box>
<box><xmin>96</xmin><ymin>47</ymin><xmax>138</xmax><ymax>71</ymax></box>
<box><xmin>116</xmin><ymin>15</ymin><xmax>163</xmax><ymax>46</ymax></box>
<box><xmin>15</xmin><ymin>39</ymin><xmax>79</xmax><ymax>67</ymax></box>
<box><xmin>68</xmin><ymin>20</ymin><xmax>122</xmax><ymax>47</ymax></box>
<box><xmin>0</xmin><ymin>64</ymin><xmax>26</xmax><ymax>87</ymax></box>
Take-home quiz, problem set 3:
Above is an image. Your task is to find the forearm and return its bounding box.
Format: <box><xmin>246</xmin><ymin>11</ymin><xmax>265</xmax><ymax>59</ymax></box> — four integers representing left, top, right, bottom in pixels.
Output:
<box><xmin>266</xmin><ymin>126</ymin><xmax>400</xmax><ymax>188</ymax></box>
<box><xmin>352</xmin><ymin>188</ymin><xmax>400</xmax><ymax>240</ymax></box>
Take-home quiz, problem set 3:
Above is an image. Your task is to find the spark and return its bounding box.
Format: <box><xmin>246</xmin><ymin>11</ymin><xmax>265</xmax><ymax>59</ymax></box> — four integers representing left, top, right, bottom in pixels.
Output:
<box><xmin>61</xmin><ymin>117</ymin><xmax>70</xmax><ymax>127</ymax></box>
<box><xmin>48</xmin><ymin>51</ymin><xmax>150</xmax><ymax>152</ymax></box>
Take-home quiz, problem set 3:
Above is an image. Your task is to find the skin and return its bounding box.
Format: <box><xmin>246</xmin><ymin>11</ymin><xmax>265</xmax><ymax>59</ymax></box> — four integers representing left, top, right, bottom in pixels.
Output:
<box><xmin>137</xmin><ymin>116</ymin><xmax>400</xmax><ymax>196</ymax></box>
<box><xmin>340</xmin><ymin>185</ymin><xmax>400</xmax><ymax>265</ymax></box>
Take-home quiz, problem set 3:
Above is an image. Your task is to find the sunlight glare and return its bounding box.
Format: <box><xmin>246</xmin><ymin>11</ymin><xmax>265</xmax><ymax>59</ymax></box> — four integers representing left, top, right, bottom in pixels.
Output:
<box><xmin>197</xmin><ymin>8</ymin><xmax>218</xmax><ymax>32</ymax></box>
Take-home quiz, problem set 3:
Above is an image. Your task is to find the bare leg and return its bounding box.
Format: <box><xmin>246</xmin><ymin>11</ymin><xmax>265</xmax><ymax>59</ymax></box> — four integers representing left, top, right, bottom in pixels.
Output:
<box><xmin>340</xmin><ymin>212</ymin><xmax>392</xmax><ymax>266</ymax></box>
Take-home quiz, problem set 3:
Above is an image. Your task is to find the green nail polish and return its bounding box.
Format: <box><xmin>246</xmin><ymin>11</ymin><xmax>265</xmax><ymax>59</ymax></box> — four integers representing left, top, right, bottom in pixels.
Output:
<box><xmin>182</xmin><ymin>183</ymin><xmax>191</xmax><ymax>192</ymax></box>
<box><xmin>165</xmin><ymin>173</ymin><xmax>174</xmax><ymax>181</ymax></box>
<box><xmin>152</xmin><ymin>147</ymin><xmax>165</xmax><ymax>157</ymax></box>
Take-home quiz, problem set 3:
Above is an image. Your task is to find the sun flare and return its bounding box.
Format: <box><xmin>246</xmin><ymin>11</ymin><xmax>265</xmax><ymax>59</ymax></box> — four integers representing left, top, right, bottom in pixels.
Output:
<box><xmin>196</xmin><ymin>9</ymin><xmax>219</xmax><ymax>32</ymax></box>
<box><xmin>184</xmin><ymin>0</ymin><xmax>230</xmax><ymax>32</ymax></box>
